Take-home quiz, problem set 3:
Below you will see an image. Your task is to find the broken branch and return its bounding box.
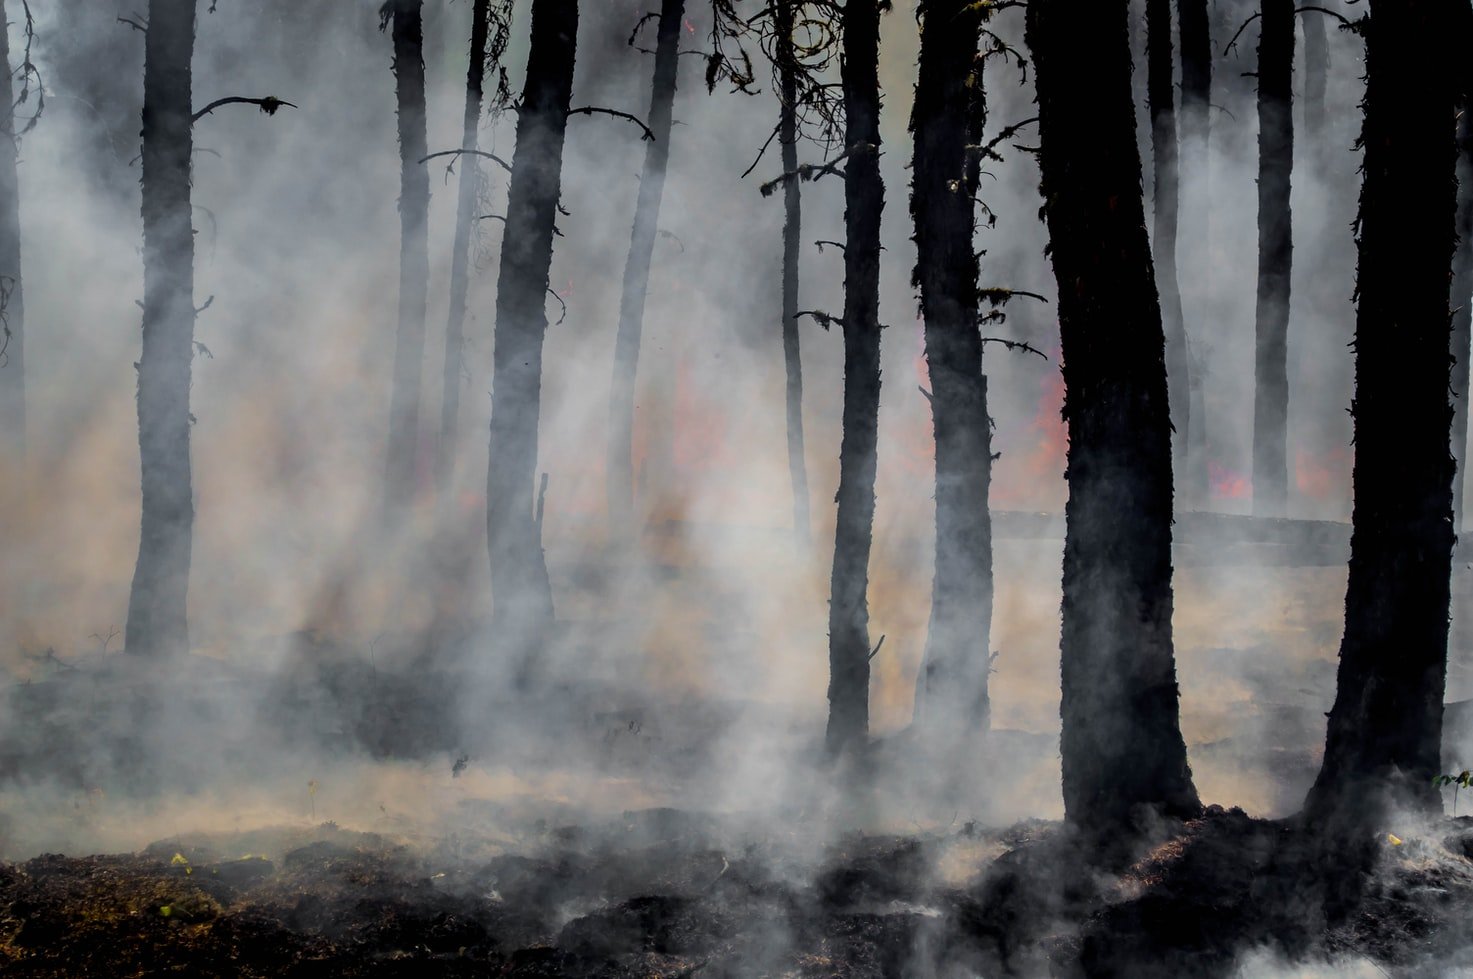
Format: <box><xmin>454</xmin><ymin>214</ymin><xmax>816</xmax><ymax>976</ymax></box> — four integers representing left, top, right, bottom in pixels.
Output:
<box><xmin>421</xmin><ymin>148</ymin><xmax>513</xmax><ymax>174</ymax></box>
<box><xmin>192</xmin><ymin>96</ymin><xmax>297</xmax><ymax>123</ymax></box>
<box><xmin>566</xmin><ymin>106</ymin><xmax>655</xmax><ymax>141</ymax></box>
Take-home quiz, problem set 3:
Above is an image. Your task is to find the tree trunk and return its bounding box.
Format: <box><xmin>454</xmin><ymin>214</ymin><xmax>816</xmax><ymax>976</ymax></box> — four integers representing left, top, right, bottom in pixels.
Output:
<box><xmin>1026</xmin><ymin>0</ymin><xmax>1201</xmax><ymax>840</ymax></box>
<box><xmin>383</xmin><ymin>0</ymin><xmax>430</xmax><ymax>512</ymax></box>
<box><xmin>825</xmin><ymin>0</ymin><xmax>884</xmax><ymax>758</ymax></box>
<box><xmin>126</xmin><ymin>0</ymin><xmax>198</xmax><ymax>658</ymax></box>
<box><xmin>909</xmin><ymin>0</ymin><xmax>991</xmax><ymax>742</ymax></box>
<box><xmin>777</xmin><ymin>0</ymin><xmax>810</xmax><ymax>547</ymax></box>
<box><xmin>0</xmin><ymin>0</ymin><xmax>25</xmax><ymax>458</ymax></box>
<box><xmin>437</xmin><ymin>0</ymin><xmax>493</xmax><ymax>497</ymax></box>
<box><xmin>1147</xmin><ymin>0</ymin><xmax>1188</xmax><ymax>512</ymax></box>
<box><xmin>1176</xmin><ymin>0</ymin><xmax>1211</xmax><ymax>504</ymax></box>
<box><xmin>1252</xmin><ymin>0</ymin><xmax>1294</xmax><ymax>516</ymax></box>
<box><xmin>1451</xmin><ymin>67</ymin><xmax>1472</xmax><ymax>533</ymax></box>
<box><xmin>1302</xmin><ymin>0</ymin><xmax>1460</xmax><ymax>831</ymax></box>
<box><xmin>487</xmin><ymin>0</ymin><xmax>576</xmax><ymax>642</ymax></box>
<box><xmin>607</xmin><ymin>0</ymin><xmax>684</xmax><ymax>541</ymax></box>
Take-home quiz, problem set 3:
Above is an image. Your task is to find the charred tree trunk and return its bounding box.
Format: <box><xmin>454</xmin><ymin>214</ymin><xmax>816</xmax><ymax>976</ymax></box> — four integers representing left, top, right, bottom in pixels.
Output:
<box><xmin>0</xmin><ymin>0</ymin><xmax>25</xmax><ymax>458</ymax></box>
<box><xmin>437</xmin><ymin>0</ymin><xmax>493</xmax><ymax>496</ymax></box>
<box><xmin>607</xmin><ymin>0</ymin><xmax>684</xmax><ymax>540</ymax></box>
<box><xmin>1252</xmin><ymin>0</ymin><xmax>1294</xmax><ymax>516</ymax></box>
<box><xmin>910</xmin><ymin>0</ymin><xmax>991</xmax><ymax>741</ymax></box>
<box><xmin>1026</xmin><ymin>0</ymin><xmax>1201</xmax><ymax>839</ymax></box>
<box><xmin>1147</xmin><ymin>0</ymin><xmax>1189</xmax><ymax>509</ymax></box>
<box><xmin>486</xmin><ymin>0</ymin><xmax>575</xmax><ymax>642</ymax></box>
<box><xmin>1451</xmin><ymin>71</ymin><xmax>1473</xmax><ymax>532</ymax></box>
<box><xmin>382</xmin><ymin>0</ymin><xmax>430</xmax><ymax>512</ymax></box>
<box><xmin>1303</xmin><ymin>0</ymin><xmax>1460</xmax><ymax>830</ymax></box>
<box><xmin>126</xmin><ymin>0</ymin><xmax>198</xmax><ymax>658</ymax></box>
<box><xmin>778</xmin><ymin>0</ymin><xmax>810</xmax><ymax>546</ymax></box>
<box><xmin>825</xmin><ymin>0</ymin><xmax>884</xmax><ymax>758</ymax></box>
<box><xmin>1177</xmin><ymin>0</ymin><xmax>1211</xmax><ymax>503</ymax></box>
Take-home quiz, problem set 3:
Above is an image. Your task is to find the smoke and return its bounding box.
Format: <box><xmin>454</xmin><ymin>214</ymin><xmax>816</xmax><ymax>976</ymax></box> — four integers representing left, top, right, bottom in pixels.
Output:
<box><xmin>0</xmin><ymin>2</ymin><xmax>1469</xmax><ymax>973</ymax></box>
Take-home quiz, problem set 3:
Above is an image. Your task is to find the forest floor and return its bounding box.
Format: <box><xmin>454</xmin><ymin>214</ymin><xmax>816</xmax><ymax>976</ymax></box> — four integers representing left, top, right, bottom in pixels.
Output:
<box><xmin>2</xmin><ymin>807</ymin><xmax>1473</xmax><ymax>976</ymax></box>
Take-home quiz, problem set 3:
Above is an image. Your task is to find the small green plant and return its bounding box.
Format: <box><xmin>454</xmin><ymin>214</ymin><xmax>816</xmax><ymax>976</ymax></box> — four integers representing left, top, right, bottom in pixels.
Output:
<box><xmin>1433</xmin><ymin>770</ymin><xmax>1472</xmax><ymax>816</ymax></box>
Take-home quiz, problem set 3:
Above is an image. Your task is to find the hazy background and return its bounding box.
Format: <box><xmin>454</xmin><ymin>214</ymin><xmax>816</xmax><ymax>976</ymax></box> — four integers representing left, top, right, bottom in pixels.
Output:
<box><xmin>1</xmin><ymin>0</ymin><xmax>1466</xmax><ymax>858</ymax></box>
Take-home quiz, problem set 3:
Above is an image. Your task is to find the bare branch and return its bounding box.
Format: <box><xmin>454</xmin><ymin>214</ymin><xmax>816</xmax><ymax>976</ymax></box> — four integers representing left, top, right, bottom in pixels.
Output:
<box><xmin>192</xmin><ymin>96</ymin><xmax>297</xmax><ymax>123</ymax></box>
<box><xmin>566</xmin><ymin>105</ymin><xmax>655</xmax><ymax>141</ymax></box>
<box><xmin>980</xmin><ymin>336</ymin><xmax>1049</xmax><ymax>361</ymax></box>
<box><xmin>117</xmin><ymin>15</ymin><xmax>147</xmax><ymax>32</ymax></box>
<box><xmin>760</xmin><ymin>142</ymin><xmax>874</xmax><ymax>198</ymax></box>
<box><xmin>1223</xmin><ymin>12</ymin><xmax>1262</xmax><ymax>56</ymax></box>
<box><xmin>795</xmin><ymin>309</ymin><xmax>840</xmax><ymax>331</ymax></box>
<box><xmin>867</xmin><ymin>635</ymin><xmax>886</xmax><ymax>661</ymax></box>
<box><xmin>546</xmin><ymin>286</ymin><xmax>568</xmax><ymax>326</ymax></box>
<box><xmin>423</xmin><ymin>148</ymin><xmax>513</xmax><ymax>176</ymax></box>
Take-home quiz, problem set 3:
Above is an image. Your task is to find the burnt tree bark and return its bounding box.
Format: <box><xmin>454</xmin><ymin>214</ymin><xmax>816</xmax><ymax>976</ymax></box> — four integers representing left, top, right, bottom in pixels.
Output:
<box><xmin>126</xmin><ymin>0</ymin><xmax>198</xmax><ymax>658</ymax></box>
<box><xmin>1176</xmin><ymin>0</ymin><xmax>1211</xmax><ymax>503</ymax></box>
<box><xmin>0</xmin><ymin>0</ymin><xmax>25</xmax><ymax>458</ymax></box>
<box><xmin>486</xmin><ymin>0</ymin><xmax>575</xmax><ymax>640</ymax></box>
<box><xmin>777</xmin><ymin>0</ymin><xmax>810</xmax><ymax>546</ymax></box>
<box><xmin>1252</xmin><ymin>0</ymin><xmax>1294</xmax><ymax>516</ymax></box>
<box><xmin>825</xmin><ymin>0</ymin><xmax>884</xmax><ymax>758</ymax></box>
<box><xmin>1451</xmin><ymin>39</ymin><xmax>1472</xmax><ymax>533</ymax></box>
<box><xmin>1026</xmin><ymin>0</ymin><xmax>1201</xmax><ymax>838</ymax></box>
<box><xmin>910</xmin><ymin>0</ymin><xmax>991</xmax><ymax>741</ymax></box>
<box><xmin>1147</xmin><ymin>0</ymin><xmax>1189</xmax><ymax>506</ymax></box>
<box><xmin>1303</xmin><ymin>0</ymin><xmax>1460</xmax><ymax>830</ymax></box>
<box><xmin>437</xmin><ymin>0</ymin><xmax>493</xmax><ymax>496</ymax></box>
<box><xmin>607</xmin><ymin>0</ymin><xmax>683</xmax><ymax>540</ymax></box>
<box><xmin>382</xmin><ymin>0</ymin><xmax>430</xmax><ymax>512</ymax></box>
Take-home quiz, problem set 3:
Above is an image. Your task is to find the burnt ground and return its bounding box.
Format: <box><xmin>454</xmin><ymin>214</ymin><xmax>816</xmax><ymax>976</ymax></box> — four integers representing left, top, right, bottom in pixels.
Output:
<box><xmin>2</xmin><ymin>808</ymin><xmax>1473</xmax><ymax>977</ymax></box>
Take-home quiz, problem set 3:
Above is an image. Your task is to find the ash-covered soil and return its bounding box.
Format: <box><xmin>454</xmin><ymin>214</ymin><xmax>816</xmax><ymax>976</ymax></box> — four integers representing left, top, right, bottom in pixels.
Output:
<box><xmin>3</xmin><ymin>808</ymin><xmax>1473</xmax><ymax>977</ymax></box>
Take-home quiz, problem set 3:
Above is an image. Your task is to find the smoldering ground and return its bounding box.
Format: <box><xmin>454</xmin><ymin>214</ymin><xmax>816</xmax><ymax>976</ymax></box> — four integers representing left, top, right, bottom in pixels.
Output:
<box><xmin>0</xmin><ymin>0</ymin><xmax>1472</xmax><ymax>975</ymax></box>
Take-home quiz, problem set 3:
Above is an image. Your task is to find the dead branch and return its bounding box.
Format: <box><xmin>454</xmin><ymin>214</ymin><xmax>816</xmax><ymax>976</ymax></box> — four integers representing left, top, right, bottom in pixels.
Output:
<box><xmin>478</xmin><ymin>213</ymin><xmax>508</xmax><ymax>223</ymax></box>
<box><xmin>192</xmin><ymin>96</ymin><xmax>297</xmax><ymax>123</ymax></box>
<box><xmin>1295</xmin><ymin>5</ymin><xmax>1354</xmax><ymax>28</ymax></box>
<box><xmin>421</xmin><ymin>148</ymin><xmax>514</xmax><ymax>174</ymax></box>
<box><xmin>760</xmin><ymin>142</ymin><xmax>874</xmax><ymax>198</ymax></box>
<box><xmin>566</xmin><ymin>106</ymin><xmax>655</xmax><ymax>141</ymax></box>
<box><xmin>918</xmin><ymin>385</ymin><xmax>934</xmax><ymax>403</ymax></box>
<box><xmin>657</xmin><ymin>228</ymin><xmax>685</xmax><ymax>252</ymax></box>
<box><xmin>740</xmin><ymin>120</ymin><xmax>783</xmax><ymax>179</ymax></box>
<box><xmin>980</xmin><ymin>336</ymin><xmax>1049</xmax><ymax>361</ymax></box>
<box><xmin>795</xmin><ymin>309</ymin><xmax>840</xmax><ymax>331</ymax></box>
<box><xmin>814</xmin><ymin>239</ymin><xmax>845</xmax><ymax>254</ymax></box>
<box><xmin>546</xmin><ymin>286</ymin><xmax>568</xmax><ymax>326</ymax></box>
<box><xmin>117</xmin><ymin>15</ymin><xmax>147</xmax><ymax>32</ymax></box>
<box><xmin>535</xmin><ymin>472</ymin><xmax>549</xmax><ymax>528</ymax></box>
<box><xmin>868</xmin><ymin>635</ymin><xmax>886</xmax><ymax>662</ymax></box>
<box><xmin>1223</xmin><ymin>12</ymin><xmax>1262</xmax><ymax>56</ymax></box>
<box><xmin>195</xmin><ymin>295</ymin><xmax>215</xmax><ymax>315</ymax></box>
<box><xmin>978</xmin><ymin>287</ymin><xmax>1048</xmax><ymax>306</ymax></box>
<box><xmin>968</xmin><ymin>116</ymin><xmax>1039</xmax><ymax>167</ymax></box>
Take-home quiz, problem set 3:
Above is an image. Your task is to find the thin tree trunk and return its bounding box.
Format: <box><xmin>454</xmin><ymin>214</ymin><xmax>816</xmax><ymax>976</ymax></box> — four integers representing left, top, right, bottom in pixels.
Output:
<box><xmin>1303</xmin><ymin>0</ymin><xmax>1460</xmax><ymax>831</ymax></box>
<box><xmin>383</xmin><ymin>0</ymin><xmax>430</xmax><ymax>512</ymax></box>
<box><xmin>1252</xmin><ymin>0</ymin><xmax>1294</xmax><ymax>516</ymax></box>
<box><xmin>910</xmin><ymin>0</ymin><xmax>991</xmax><ymax>741</ymax></box>
<box><xmin>487</xmin><ymin>0</ymin><xmax>576</xmax><ymax>644</ymax></box>
<box><xmin>437</xmin><ymin>0</ymin><xmax>493</xmax><ymax>497</ymax></box>
<box><xmin>1177</xmin><ymin>0</ymin><xmax>1210</xmax><ymax>504</ymax></box>
<box><xmin>1147</xmin><ymin>0</ymin><xmax>1188</xmax><ymax>509</ymax></box>
<box><xmin>126</xmin><ymin>0</ymin><xmax>198</xmax><ymax>658</ymax></box>
<box><xmin>1026</xmin><ymin>0</ymin><xmax>1201</xmax><ymax>841</ymax></box>
<box><xmin>825</xmin><ymin>0</ymin><xmax>884</xmax><ymax>758</ymax></box>
<box><xmin>0</xmin><ymin>0</ymin><xmax>25</xmax><ymax>459</ymax></box>
<box><xmin>1451</xmin><ymin>72</ymin><xmax>1473</xmax><ymax>533</ymax></box>
<box><xmin>777</xmin><ymin>0</ymin><xmax>810</xmax><ymax>546</ymax></box>
<box><xmin>607</xmin><ymin>0</ymin><xmax>684</xmax><ymax>540</ymax></box>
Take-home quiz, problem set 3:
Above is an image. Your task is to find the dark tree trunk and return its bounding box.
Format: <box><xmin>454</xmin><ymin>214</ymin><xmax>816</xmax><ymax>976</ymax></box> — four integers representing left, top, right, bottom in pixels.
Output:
<box><xmin>777</xmin><ymin>0</ymin><xmax>810</xmax><ymax>546</ymax></box>
<box><xmin>487</xmin><ymin>0</ymin><xmax>576</xmax><ymax>640</ymax></box>
<box><xmin>126</xmin><ymin>0</ymin><xmax>198</xmax><ymax>658</ymax></box>
<box><xmin>1303</xmin><ymin>0</ymin><xmax>1460</xmax><ymax>830</ymax></box>
<box><xmin>1147</xmin><ymin>0</ymin><xmax>1189</xmax><ymax>508</ymax></box>
<box><xmin>825</xmin><ymin>0</ymin><xmax>884</xmax><ymax>758</ymax></box>
<box><xmin>909</xmin><ymin>0</ymin><xmax>991</xmax><ymax>741</ymax></box>
<box><xmin>0</xmin><ymin>0</ymin><xmax>25</xmax><ymax>458</ymax></box>
<box><xmin>1301</xmin><ymin>7</ymin><xmax>1328</xmax><ymax>149</ymax></box>
<box><xmin>437</xmin><ymin>0</ymin><xmax>493</xmax><ymax>496</ymax></box>
<box><xmin>1026</xmin><ymin>0</ymin><xmax>1201</xmax><ymax>839</ymax></box>
<box><xmin>383</xmin><ymin>0</ymin><xmax>430</xmax><ymax>512</ymax></box>
<box><xmin>1451</xmin><ymin>69</ymin><xmax>1473</xmax><ymax>533</ymax></box>
<box><xmin>607</xmin><ymin>0</ymin><xmax>684</xmax><ymax>540</ymax></box>
<box><xmin>1252</xmin><ymin>0</ymin><xmax>1294</xmax><ymax>516</ymax></box>
<box><xmin>1176</xmin><ymin>0</ymin><xmax>1211</xmax><ymax>504</ymax></box>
